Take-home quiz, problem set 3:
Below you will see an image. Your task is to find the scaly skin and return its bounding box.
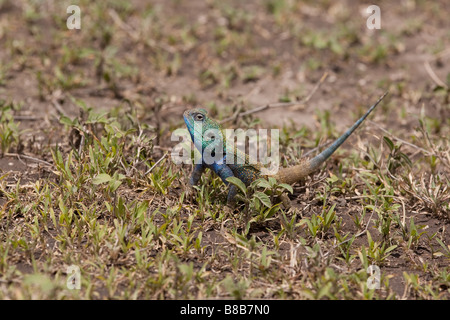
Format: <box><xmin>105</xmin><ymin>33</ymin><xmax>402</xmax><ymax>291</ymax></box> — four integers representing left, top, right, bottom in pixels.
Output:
<box><xmin>183</xmin><ymin>92</ymin><xmax>388</xmax><ymax>205</ymax></box>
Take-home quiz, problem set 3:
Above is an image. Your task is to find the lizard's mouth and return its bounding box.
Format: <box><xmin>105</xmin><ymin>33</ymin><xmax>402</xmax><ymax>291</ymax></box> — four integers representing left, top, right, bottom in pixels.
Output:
<box><xmin>183</xmin><ymin>111</ymin><xmax>200</xmax><ymax>143</ymax></box>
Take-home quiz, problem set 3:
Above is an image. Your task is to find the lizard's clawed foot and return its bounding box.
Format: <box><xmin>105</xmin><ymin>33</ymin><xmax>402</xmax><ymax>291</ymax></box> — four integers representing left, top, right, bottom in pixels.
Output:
<box><xmin>223</xmin><ymin>205</ymin><xmax>235</xmax><ymax>216</ymax></box>
<box><xmin>184</xmin><ymin>184</ymin><xmax>198</xmax><ymax>204</ymax></box>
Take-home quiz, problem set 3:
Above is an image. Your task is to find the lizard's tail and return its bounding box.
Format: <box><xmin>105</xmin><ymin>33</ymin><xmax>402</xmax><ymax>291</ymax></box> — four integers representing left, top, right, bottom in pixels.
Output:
<box><xmin>274</xmin><ymin>91</ymin><xmax>388</xmax><ymax>185</ymax></box>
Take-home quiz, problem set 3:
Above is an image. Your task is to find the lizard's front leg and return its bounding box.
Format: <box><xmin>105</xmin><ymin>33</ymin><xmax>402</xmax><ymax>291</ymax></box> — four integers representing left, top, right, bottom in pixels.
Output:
<box><xmin>189</xmin><ymin>163</ymin><xmax>206</xmax><ymax>186</ymax></box>
<box><xmin>211</xmin><ymin>162</ymin><xmax>238</xmax><ymax>207</ymax></box>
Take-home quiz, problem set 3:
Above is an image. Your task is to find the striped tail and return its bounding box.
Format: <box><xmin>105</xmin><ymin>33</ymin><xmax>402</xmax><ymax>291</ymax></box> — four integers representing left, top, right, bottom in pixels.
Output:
<box><xmin>309</xmin><ymin>91</ymin><xmax>388</xmax><ymax>171</ymax></box>
<box><xmin>275</xmin><ymin>91</ymin><xmax>388</xmax><ymax>184</ymax></box>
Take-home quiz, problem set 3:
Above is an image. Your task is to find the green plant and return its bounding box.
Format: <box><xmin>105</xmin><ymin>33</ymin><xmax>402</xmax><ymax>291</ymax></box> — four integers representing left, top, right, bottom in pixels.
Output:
<box><xmin>226</xmin><ymin>176</ymin><xmax>293</xmax><ymax>228</ymax></box>
<box><xmin>298</xmin><ymin>203</ymin><xmax>337</xmax><ymax>238</ymax></box>
<box><xmin>365</xmin><ymin>231</ymin><xmax>397</xmax><ymax>265</ymax></box>
<box><xmin>0</xmin><ymin>101</ymin><xmax>22</xmax><ymax>155</ymax></box>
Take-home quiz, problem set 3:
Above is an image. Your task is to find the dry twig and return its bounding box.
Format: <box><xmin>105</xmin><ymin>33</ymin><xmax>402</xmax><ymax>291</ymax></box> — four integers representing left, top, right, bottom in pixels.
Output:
<box><xmin>145</xmin><ymin>152</ymin><xmax>168</xmax><ymax>175</ymax></box>
<box><xmin>219</xmin><ymin>72</ymin><xmax>328</xmax><ymax>124</ymax></box>
<box><xmin>5</xmin><ymin>153</ymin><xmax>53</xmax><ymax>167</ymax></box>
<box><xmin>423</xmin><ymin>47</ymin><xmax>450</xmax><ymax>88</ymax></box>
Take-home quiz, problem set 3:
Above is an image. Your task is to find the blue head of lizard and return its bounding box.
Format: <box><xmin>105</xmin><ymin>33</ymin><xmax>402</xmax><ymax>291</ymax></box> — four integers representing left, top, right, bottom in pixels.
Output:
<box><xmin>183</xmin><ymin>108</ymin><xmax>226</xmax><ymax>164</ymax></box>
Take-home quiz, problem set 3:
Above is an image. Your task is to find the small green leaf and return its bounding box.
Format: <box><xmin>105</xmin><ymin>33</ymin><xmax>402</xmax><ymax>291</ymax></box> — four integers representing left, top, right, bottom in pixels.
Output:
<box><xmin>93</xmin><ymin>173</ymin><xmax>112</xmax><ymax>185</ymax></box>
<box><xmin>254</xmin><ymin>191</ymin><xmax>272</xmax><ymax>208</ymax></box>
<box><xmin>59</xmin><ymin>116</ymin><xmax>74</xmax><ymax>126</ymax></box>
<box><xmin>109</xmin><ymin>179</ymin><xmax>122</xmax><ymax>192</ymax></box>
<box><xmin>436</xmin><ymin>238</ymin><xmax>450</xmax><ymax>255</ymax></box>
<box><xmin>264</xmin><ymin>204</ymin><xmax>280</xmax><ymax>219</ymax></box>
<box><xmin>268</xmin><ymin>177</ymin><xmax>277</xmax><ymax>187</ymax></box>
<box><xmin>385</xmin><ymin>245</ymin><xmax>398</xmax><ymax>254</ymax></box>
<box><xmin>399</xmin><ymin>152</ymin><xmax>412</xmax><ymax>167</ymax></box>
<box><xmin>278</xmin><ymin>183</ymin><xmax>293</xmax><ymax>194</ymax></box>
<box><xmin>255</xmin><ymin>178</ymin><xmax>271</xmax><ymax>189</ymax></box>
<box><xmin>433</xmin><ymin>85</ymin><xmax>446</xmax><ymax>92</ymax></box>
<box><xmin>226</xmin><ymin>177</ymin><xmax>247</xmax><ymax>195</ymax></box>
<box><xmin>383</xmin><ymin>136</ymin><xmax>394</xmax><ymax>151</ymax></box>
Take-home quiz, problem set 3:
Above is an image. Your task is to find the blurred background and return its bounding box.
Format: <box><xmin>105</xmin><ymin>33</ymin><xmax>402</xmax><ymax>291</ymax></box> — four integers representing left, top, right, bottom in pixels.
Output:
<box><xmin>1</xmin><ymin>0</ymin><xmax>449</xmax><ymax>130</ymax></box>
<box><xmin>0</xmin><ymin>0</ymin><xmax>449</xmax><ymax>300</ymax></box>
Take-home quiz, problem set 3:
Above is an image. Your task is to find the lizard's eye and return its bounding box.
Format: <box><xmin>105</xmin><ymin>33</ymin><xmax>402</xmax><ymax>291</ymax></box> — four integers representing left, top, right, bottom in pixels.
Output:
<box><xmin>194</xmin><ymin>113</ymin><xmax>204</xmax><ymax>121</ymax></box>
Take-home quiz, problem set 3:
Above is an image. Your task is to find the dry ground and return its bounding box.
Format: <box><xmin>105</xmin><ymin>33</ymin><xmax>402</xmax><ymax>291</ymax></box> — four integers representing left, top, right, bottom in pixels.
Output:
<box><xmin>0</xmin><ymin>0</ymin><xmax>449</xmax><ymax>299</ymax></box>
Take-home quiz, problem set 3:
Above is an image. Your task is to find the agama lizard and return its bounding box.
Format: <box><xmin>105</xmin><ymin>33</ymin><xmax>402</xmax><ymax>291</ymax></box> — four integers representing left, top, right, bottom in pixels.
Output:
<box><xmin>183</xmin><ymin>92</ymin><xmax>388</xmax><ymax>205</ymax></box>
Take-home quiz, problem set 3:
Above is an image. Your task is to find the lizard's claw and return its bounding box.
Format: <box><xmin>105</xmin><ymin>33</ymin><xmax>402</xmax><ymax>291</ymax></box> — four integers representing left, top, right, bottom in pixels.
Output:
<box><xmin>223</xmin><ymin>205</ymin><xmax>235</xmax><ymax>216</ymax></box>
<box><xmin>184</xmin><ymin>183</ymin><xmax>198</xmax><ymax>204</ymax></box>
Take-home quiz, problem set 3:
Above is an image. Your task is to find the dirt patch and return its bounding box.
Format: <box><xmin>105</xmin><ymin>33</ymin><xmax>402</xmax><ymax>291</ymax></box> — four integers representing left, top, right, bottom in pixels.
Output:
<box><xmin>0</xmin><ymin>0</ymin><xmax>449</xmax><ymax>300</ymax></box>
